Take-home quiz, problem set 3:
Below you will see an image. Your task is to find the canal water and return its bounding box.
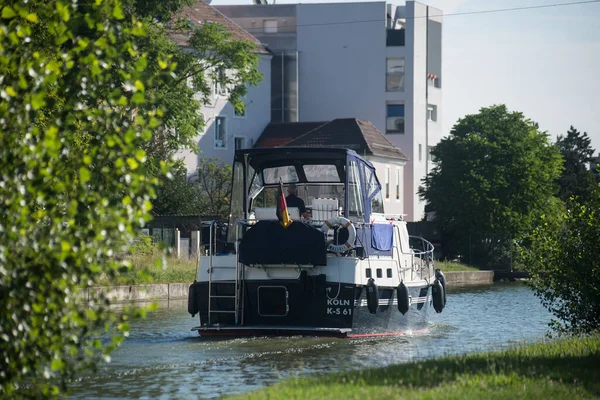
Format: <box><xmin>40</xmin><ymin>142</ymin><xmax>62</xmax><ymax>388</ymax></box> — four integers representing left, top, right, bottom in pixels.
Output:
<box><xmin>70</xmin><ymin>282</ymin><xmax>552</xmax><ymax>400</ymax></box>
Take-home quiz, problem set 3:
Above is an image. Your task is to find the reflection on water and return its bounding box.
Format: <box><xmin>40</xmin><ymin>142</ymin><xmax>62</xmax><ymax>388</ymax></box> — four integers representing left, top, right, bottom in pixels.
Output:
<box><xmin>69</xmin><ymin>282</ymin><xmax>551</xmax><ymax>400</ymax></box>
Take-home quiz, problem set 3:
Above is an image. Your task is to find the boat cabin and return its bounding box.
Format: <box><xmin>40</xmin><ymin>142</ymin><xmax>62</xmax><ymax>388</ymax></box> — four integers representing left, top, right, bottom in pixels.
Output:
<box><xmin>217</xmin><ymin>147</ymin><xmax>401</xmax><ymax>266</ymax></box>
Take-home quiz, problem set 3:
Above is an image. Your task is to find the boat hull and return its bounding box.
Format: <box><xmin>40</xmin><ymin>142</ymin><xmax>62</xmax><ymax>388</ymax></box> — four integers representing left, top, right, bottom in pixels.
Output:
<box><xmin>191</xmin><ymin>279</ymin><xmax>431</xmax><ymax>338</ymax></box>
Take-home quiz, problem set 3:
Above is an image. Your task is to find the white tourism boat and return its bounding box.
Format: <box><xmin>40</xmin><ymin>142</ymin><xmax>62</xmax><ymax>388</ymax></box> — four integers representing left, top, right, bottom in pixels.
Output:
<box><xmin>188</xmin><ymin>147</ymin><xmax>446</xmax><ymax>338</ymax></box>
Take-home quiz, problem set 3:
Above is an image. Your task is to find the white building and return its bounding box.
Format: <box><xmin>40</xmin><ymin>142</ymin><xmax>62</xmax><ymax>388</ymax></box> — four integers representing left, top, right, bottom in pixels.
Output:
<box><xmin>170</xmin><ymin>1</ymin><xmax>273</xmax><ymax>172</ymax></box>
<box><xmin>216</xmin><ymin>1</ymin><xmax>443</xmax><ymax>221</ymax></box>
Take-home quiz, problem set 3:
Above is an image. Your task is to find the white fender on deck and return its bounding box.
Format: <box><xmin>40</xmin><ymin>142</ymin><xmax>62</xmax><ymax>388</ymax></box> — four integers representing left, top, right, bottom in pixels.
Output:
<box><xmin>321</xmin><ymin>216</ymin><xmax>357</xmax><ymax>254</ymax></box>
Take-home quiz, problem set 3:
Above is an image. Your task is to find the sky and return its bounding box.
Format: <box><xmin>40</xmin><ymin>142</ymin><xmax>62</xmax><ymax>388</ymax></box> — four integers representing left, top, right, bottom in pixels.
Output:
<box><xmin>211</xmin><ymin>0</ymin><xmax>600</xmax><ymax>154</ymax></box>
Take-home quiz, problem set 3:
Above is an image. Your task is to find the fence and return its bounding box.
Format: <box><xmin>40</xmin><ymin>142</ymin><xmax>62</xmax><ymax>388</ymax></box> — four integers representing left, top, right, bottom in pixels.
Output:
<box><xmin>137</xmin><ymin>227</ymin><xmax>201</xmax><ymax>260</ymax></box>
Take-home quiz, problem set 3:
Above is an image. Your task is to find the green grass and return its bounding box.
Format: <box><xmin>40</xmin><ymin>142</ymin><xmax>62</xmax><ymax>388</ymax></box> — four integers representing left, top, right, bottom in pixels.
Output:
<box><xmin>226</xmin><ymin>334</ymin><xmax>600</xmax><ymax>400</ymax></box>
<box><xmin>97</xmin><ymin>253</ymin><xmax>198</xmax><ymax>285</ymax></box>
<box><xmin>435</xmin><ymin>260</ymin><xmax>480</xmax><ymax>272</ymax></box>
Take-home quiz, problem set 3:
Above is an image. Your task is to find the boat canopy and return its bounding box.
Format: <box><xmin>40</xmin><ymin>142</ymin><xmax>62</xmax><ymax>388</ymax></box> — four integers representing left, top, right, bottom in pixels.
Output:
<box><xmin>227</xmin><ymin>148</ymin><xmax>385</xmax><ymax>241</ymax></box>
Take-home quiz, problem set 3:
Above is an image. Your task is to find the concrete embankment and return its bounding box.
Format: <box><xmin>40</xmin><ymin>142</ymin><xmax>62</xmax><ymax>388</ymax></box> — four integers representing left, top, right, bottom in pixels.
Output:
<box><xmin>444</xmin><ymin>271</ymin><xmax>494</xmax><ymax>285</ymax></box>
<box><xmin>79</xmin><ymin>283</ymin><xmax>190</xmax><ymax>303</ymax></box>
<box><xmin>85</xmin><ymin>272</ymin><xmax>493</xmax><ymax>303</ymax></box>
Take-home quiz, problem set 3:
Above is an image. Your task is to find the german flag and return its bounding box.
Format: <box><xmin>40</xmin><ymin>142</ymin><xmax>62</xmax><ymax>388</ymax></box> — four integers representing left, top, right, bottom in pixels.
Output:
<box><xmin>276</xmin><ymin>178</ymin><xmax>292</xmax><ymax>228</ymax></box>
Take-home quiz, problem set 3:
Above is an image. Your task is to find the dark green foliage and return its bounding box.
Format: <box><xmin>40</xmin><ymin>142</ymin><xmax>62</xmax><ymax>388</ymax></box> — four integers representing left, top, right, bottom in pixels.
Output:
<box><xmin>152</xmin><ymin>161</ymin><xmax>202</xmax><ymax>215</ymax></box>
<box><xmin>520</xmin><ymin>188</ymin><xmax>600</xmax><ymax>335</ymax></box>
<box><xmin>194</xmin><ymin>157</ymin><xmax>233</xmax><ymax>220</ymax></box>
<box><xmin>143</xmin><ymin>16</ymin><xmax>263</xmax><ymax>164</ymax></box>
<box><xmin>555</xmin><ymin>125</ymin><xmax>597</xmax><ymax>202</ymax></box>
<box><xmin>153</xmin><ymin>158</ymin><xmax>233</xmax><ymax>219</ymax></box>
<box><xmin>0</xmin><ymin>0</ymin><xmax>169</xmax><ymax>397</ymax></box>
<box><xmin>131</xmin><ymin>0</ymin><xmax>196</xmax><ymax>22</ymax></box>
<box><xmin>418</xmin><ymin>105</ymin><xmax>564</xmax><ymax>266</ymax></box>
<box><xmin>133</xmin><ymin>4</ymin><xmax>262</xmax><ymax>213</ymax></box>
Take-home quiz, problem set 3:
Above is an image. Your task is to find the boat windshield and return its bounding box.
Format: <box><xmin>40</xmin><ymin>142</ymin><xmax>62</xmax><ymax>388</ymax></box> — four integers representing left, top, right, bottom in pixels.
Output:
<box><xmin>248</xmin><ymin>162</ymin><xmax>345</xmax><ymax>219</ymax></box>
<box><xmin>227</xmin><ymin>149</ymin><xmax>384</xmax><ymax>242</ymax></box>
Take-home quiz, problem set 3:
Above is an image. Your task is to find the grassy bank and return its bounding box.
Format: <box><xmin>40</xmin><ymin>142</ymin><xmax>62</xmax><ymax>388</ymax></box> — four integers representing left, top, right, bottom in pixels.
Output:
<box><xmin>98</xmin><ymin>253</ymin><xmax>198</xmax><ymax>285</ymax></box>
<box><xmin>435</xmin><ymin>260</ymin><xmax>479</xmax><ymax>272</ymax></box>
<box><xmin>227</xmin><ymin>334</ymin><xmax>600</xmax><ymax>400</ymax></box>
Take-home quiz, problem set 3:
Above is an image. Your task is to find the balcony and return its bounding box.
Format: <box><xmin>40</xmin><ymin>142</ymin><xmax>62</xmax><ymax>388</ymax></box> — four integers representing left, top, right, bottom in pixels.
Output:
<box><xmin>386</xmin><ymin>29</ymin><xmax>405</xmax><ymax>47</ymax></box>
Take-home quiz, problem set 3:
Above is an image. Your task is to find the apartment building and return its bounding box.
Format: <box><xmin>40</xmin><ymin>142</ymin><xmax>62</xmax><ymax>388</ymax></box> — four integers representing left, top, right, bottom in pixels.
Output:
<box><xmin>170</xmin><ymin>1</ymin><xmax>273</xmax><ymax>172</ymax></box>
<box><xmin>216</xmin><ymin>1</ymin><xmax>443</xmax><ymax>221</ymax></box>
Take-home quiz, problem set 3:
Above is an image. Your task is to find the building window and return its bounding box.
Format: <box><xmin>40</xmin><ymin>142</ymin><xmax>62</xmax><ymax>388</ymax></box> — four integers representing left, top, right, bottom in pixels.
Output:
<box><xmin>214</xmin><ymin>117</ymin><xmax>226</xmax><ymax>149</ymax></box>
<box><xmin>386</xmin><ymin>58</ymin><xmax>404</xmax><ymax>92</ymax></box>
<box><xmin>396</xmin><ymin>168</ymin><xmax>400</xmax><ymax>200</ymax></box>
<box><xmin>234</xmin><ymin>137</ymin><xmax>245</xmax><ymax>150</ymax></box>
<box><xmin>385</xmin><ymin>167</ymin><xmax>390</xmax><ymax>199</ymax></box>
<box><xmin>427</xmin><ymin>104</ymin><xmax>437</xmax><ymax>122</ymax></box>
<box><xmin>419</xmin><ymin>144</ymin><xmax>422</xmax><ymax>161</ymax></box>
<box><xmin>214</xmin><ymin>70</ymin><xmax>228</xmax><ymax>97</ymax></box>
<box><xmin>263</xmin><ymin>20</ymin><xmax>278</xmax><ymax>33</ymax></box>
<box><xmin>429</xmin><ymin>146</ymin><xmax>437</xmax><ymax>162</ymax></box>
<box><xmin>386</xmin><ymin>104</ymin><xmax>404</xmax><ymax>134</ymax></box>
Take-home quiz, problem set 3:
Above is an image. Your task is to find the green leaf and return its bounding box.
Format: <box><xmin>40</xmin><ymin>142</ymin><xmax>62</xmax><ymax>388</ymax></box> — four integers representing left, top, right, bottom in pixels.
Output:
<box><xmin>51</xmin><ymin>359</ymin><xmax>64</xmax><ymax>371</ymax></box>
<box><xmin>1</xmin><ymin>7</ymin><xmax>17</xmax><ymax>19</ymax></box>
<box><xmin>31</xmin><ymin>92</ymin><xmax>46</xmax><ymax>110</ymax></box>
<box><xmin>131</xmin><ymin>92</ymin><xmax>144</xmax><ymax>104</ymax></box>
<box><xmin>25</xmin><ymin>13</ymin><xmax>38</xmax><ymax>23</ymax></box>
<box><xmin>126</xmin><ymin>158</ymin><xmax>139</xmax><ymax>170</ymax></box>
<box><xmin>134</xmin><ymin>80</ymin><xmax>144</xmax><ymax>92</ymax></box>
<box><xmin>112</xmin><ymin>2</ymin><xmax>124</xmax><ymax>20</ymax></box>
<box><xmin>80</xmin><ymin>166</ymin><xmax>91</xmax><ymax>184</ymax></box>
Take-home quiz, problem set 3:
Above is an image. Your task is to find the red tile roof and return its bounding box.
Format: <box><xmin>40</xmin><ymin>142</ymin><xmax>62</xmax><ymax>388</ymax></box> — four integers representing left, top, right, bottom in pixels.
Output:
<box><xmin>254</xmin><ymin>121</ymin><xmax>327</xmax><ymax>148</ymax></box>
<box><xmin>169</xmin><ymin>1</ymin><xmax>270</xmax><ymax>54</ymax></box>
<box><xmin>255</xmin><ymin>118</ymin><xmax>408</xmax><ymax>160</ymax></box>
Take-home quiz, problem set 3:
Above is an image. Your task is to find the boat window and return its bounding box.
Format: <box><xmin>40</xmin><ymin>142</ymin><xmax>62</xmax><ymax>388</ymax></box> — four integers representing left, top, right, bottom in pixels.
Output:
<box><xmin>365</xmin><ymin>165</ymin><xmax>384</xmax><ymax>214</ymax></box>
<box><xmin>262</xmin><ymin>165</ymin><xmax>299</xmax><ymax>184</ymax></box>
<box><xmin>248</xmin><ymin>165</ymin><xmax>263</xmax><ymax>199</ymax></box>
<box><xmin>227</xmin><ymin>161</ymin><xmax>244</xmax><ymax>243</ymax></box>
<box><xmin>303</xmin><ymin>164</ymin><xmax>340</xmax><ymax>182</ymax></box>
<box><xmin>365</xmin><ymin>168</ymin><xmax>377</xmax><ymax>198</ymax></box>
<box><xmin>252</xmin><ymin>186</ymin><xmax>278</xmax><ymax>208</ymax></box>
<box><xmin>371</xmin><ymin>190</ymin><xmax>385</xmax><ymax>213</ymax></box>
<box><xmin>348</xmin><ymin>160</ymin><xmax>364</xmax><ymax>220</ymax></box>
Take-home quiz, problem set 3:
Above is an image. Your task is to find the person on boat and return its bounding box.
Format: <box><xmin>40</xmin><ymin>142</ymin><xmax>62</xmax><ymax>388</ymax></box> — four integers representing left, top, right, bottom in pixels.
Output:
<box><xmin>286</xmin><ymin>183</ymin><xmax>310</xmax><ymax>219</ymax></box>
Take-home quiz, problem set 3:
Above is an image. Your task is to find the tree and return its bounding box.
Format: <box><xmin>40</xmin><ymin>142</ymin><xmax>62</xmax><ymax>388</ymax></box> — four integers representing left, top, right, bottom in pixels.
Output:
<box><xmin>0</xmin><ymin>1</ymin><xmax>168</xmax><ymax>397</ymax></box>
<box><xmin>152</xmin><ymin>158</ymin><xmax>233</xmax><ymax>219</ymax></box>
<box><xmin>152</xmin><ymin>161</ymin><xmax>201</xmax><ymax>215</ymax></box>
<box><xmin>520</xmin><ymin>188</ymin><xmax>600</xmax><ymax>335</ymax></box>
<box><xmin>193</xmin><ymin>157</ymin><xmax>233</xmax><ymax>220</ymax></box>
<box><xmin>555</xmin><ymin>125</ymin><xmax>597</xmax><ymax>202</ymax></box>
<box><xmin>418</xmin><ymin>105</ymin><xmax>563</xmax><ymax>266</ymax></box>
<box><xmin>129</xmin><ymin>3</ymin><xmax>263</xmax><ymax>211</ymax></box>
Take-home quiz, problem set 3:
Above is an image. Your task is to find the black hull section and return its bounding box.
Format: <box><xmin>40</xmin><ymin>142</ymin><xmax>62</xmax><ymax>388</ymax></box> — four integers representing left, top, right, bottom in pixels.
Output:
<box><xmin>191</xmin><ymin>278</ymin><xmax>431</xmax><ymax>337</ymax></box>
